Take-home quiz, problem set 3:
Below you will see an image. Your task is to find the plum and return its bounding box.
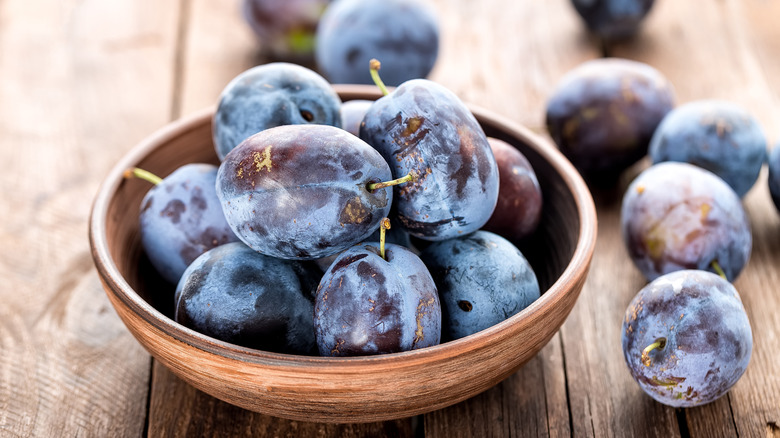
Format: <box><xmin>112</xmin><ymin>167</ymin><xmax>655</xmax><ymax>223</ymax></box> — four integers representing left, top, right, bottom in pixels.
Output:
<box><xmin>314</xmin><ymin>242</ymin><xmax>441</xmax><ymax>356</ymax></box>
<box><xmin>340</xmin><ymin>99</ymin><xmax>373</xmax><ymax>137</ymax></box>
<box><xmin>360</xmin><ymin>76</ymin><xmax>499</xmax><ymax>241</ymax></box>
<box><xmin>648</xmin><ymin>100</ymin><xmax>767</xmax><ymax>198</ymax></box>
<box><xmin>175</xmin><ymin>242</ymin><xmax>320</xmax><ymax>354</ymax></box>
<box><xmin>315</xmin><ymin>0</ymin><xmax>439</xmax><ymax>86</ymax></box>
<box><xmin>242</xmin><ymin>0</ymin><xmax>331</xmax><ymax>58</ymax></box>
<box><xmin>129</xmin><ymin>164</ymin><xmax>239</xmax><ymax>285</ymax></box>
<box><xmin>213</xmin><ymin>62</ymin><xmax>342</xmax><ymax>160</ymax></box>
<box><xmin>570</xmin><ymin>0</ymin><xmax>655</xmax><ymax>40</ymax></box>
<box><xmin>546</xmin><ymin>58</ymin><xmax>674</xmax><ymax>178</ymax></box>
<box><xmin>482</xmin><ymin>138</ymin><xmax>543</xmax><ymax>241</ymax></box>
<box><xmin>621</xmin><ymin>162</ymin><xmax>751</xmax><ymax>282</ymax></box>
<box><xmin>216</xmin><ymin>124</ymin><xmax>394</xmax><ymax>260</ymax></box>
<box><xmin>622</xmin><ymin>270</ymin><xmax>752</xmax><ymax>407</ymax></box>
<box><xmin>420</xmin><ymin>231</ymin><xmax>540</xmax><ymax>341</ymax></box>
<box><xmin>768</xmin><ymin>143</ymin><xmax>780</xmax><ymax>212</ymax></box>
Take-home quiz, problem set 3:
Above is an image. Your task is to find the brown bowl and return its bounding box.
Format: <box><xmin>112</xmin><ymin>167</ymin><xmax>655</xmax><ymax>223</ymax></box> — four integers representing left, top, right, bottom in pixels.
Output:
<box><xmin>89</xmin><ymin>84</ymin><xmax>597</xmax><ymax>423</ymax></box>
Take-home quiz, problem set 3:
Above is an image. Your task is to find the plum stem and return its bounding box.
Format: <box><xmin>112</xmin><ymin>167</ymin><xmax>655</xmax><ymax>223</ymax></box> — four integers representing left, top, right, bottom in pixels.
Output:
<box><xmin>379</xmin><ymin>218</ymin><xmax>391</xmax><ymax>260</ymax></box>
<box><xmin>641</xmin><ymin>337</ymin><xmax>667</xmax><ymax>367</ymax></box>
<box><xmin>123</xmin><ymin>167</ymin><xmax>163</xmax><ymax>185</ymax></box>
<box><xmin>369</xmin><ymin>59</ymin><xmax>390</xmax><ymax>96</ymax></box>
<box><xmin>711</xmin><ymin>260</ymin><xmax>727</xmax><ymax>280</ymax></box>
<box><xmin>368</xmin><ymin>172</ymin><xmax>415</xmax><ymax>192</ymax></box>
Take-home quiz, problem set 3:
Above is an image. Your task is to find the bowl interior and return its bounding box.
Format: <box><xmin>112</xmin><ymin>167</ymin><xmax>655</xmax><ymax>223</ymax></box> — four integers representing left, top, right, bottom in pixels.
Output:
<box><xmin>107</xmin><ymin>100</ymin><xmax>582</xmax><ymax>322</ymax></box>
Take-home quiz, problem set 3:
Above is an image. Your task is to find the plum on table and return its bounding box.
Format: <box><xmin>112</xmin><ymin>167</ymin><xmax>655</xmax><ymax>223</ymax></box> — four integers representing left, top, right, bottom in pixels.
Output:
<box><xmin>340</xmin><ymin>99</ymin><xmax>373</xmax><ymax>137</ymax></box>
<box><xmin>622</xmin><ymin>269</ymin><xmax>752</xmax><ymax>407</ymax></box>
<box><xmin>648</xmin><ymin>100</ymin><xmax>767</xmax><ymax>198</ymax></box>
<box><xmin>546</xmin><ymin>58</ymin><xmax>674</xmax><ymax>178</ymax></box>
<box><xmin>620</xmin><ymin>162</ymin><xmax>751</xmax><ymax>282</ymax></box>
<box><xmin>315</xmin><ymin>0</ymin><xmax>439</xmax><ymax>86</ymax></box>
<box><xmin>242</xmin><ymin>0</ymin><xmax>331</xmax><ymax>58</ymax></box>
<box><xmin>768</xmin><ymin>142</ymin><xmax>780</xmax><ymax>212</ymax></box>
<box><xmin>570</xmin><ymin>0</ymin><xmax>655</xmax><ymax>40</ymax></box>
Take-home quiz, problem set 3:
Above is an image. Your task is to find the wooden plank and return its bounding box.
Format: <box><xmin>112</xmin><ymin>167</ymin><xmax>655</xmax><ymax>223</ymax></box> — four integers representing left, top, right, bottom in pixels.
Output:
<box><xmin>592</xmin><ymin>0</ymin><xmax>780</xmax><ymax>437</ymax></box>
<box><xmin>428</xmin><ymin>0</ymin><xmax>600</xmax><ymax>135</ymax></box>
<box><xmin>0</xmin><ymin>0</ymin><xmax>180</xmax><ymax>436</ymax></box>
<box><xmin>558</xmin><ymin>174</ymin><xmax>682</xmax><ymax>438</ymax></box>
<box><xmin>177</xmin><ymin>0</ymin><xmax>259</xmax><ymax>117</ymax></box>
<box><xmin>424</xmin><ymin>333</ymin><xmax>571</xmax><ymax>438</ymax></box>
<box><xmin>148</xmin><ymin>366</ymin><xmax>415</xmax><ymax>437</ymax></box>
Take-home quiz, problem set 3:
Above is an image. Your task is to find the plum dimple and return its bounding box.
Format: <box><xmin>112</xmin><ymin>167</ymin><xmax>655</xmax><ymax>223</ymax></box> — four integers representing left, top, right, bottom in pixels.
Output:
<box><xmin>217</xmin><ymin>124</ymin><xmax>393</xmax><ymax>260</ymax></box>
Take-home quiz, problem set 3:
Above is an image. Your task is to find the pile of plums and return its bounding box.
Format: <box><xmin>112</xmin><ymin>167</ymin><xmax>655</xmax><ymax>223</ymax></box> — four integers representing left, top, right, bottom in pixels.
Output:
<box><xmin>128</xmin><ymin>60</ymin><xmax>546</xmax><ymax>358</ymax></box>
<box><xmin>545</xmin><ymin>56</ymin><xmax>764</xmax><ymax>408</ymax></box>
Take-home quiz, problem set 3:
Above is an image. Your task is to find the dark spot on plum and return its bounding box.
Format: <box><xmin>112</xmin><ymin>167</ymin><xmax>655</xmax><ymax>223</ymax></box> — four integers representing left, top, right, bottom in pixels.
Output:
<box><xmin>331</xmin><ymin>253</ymin><xmax>368</xmax><ymax>272</ymax></box>
<box><xmin>397</xmin><ymin>213</ymin><xmax>466</xmax><ymax>235</ymax></box>
<box><xmin>346</xmin><ymin>48</ymin><xmax>361</xmax><ymax>65</ymax></box>
<box><xmin>161</xmin><ymin>199</ymin><xmax>186</xmax><ymax>224</ymax></box>
<box><xmin>458</xmin><ymin>301</ymin><xmax>473</xmax><ymax>312</ymax></box>
<box><xmin>356</xmin><ymin>260</ymin><xmax>386</xmax><ymax>285</ymax></box>
<box><xmin>300</xmin><ymin>109</ymin><xmax>314</xmax><ymax>122</ymax></box>
<box><xmin>141</xmin><ymin>197</ymin><xmax>153</xmax><ymax>213</ymax></box>
<box><xmin>402</xmin><ymin>117</ymin><xmax>424</xmax><ymax>137</ymax></box>
<box><xmin>339</xmin><ymin>196</ymin><xmax>371</xmax><ymax>225</ymax></box>
<box><xmin>190</xmin><ymin>187</ymin><xmax>208</xmax><ymax>210</ymax></box>
<box><xmin>385</xmin><ymin>112</ymin><xmax>404</xmax><ymax>132</ymax></box>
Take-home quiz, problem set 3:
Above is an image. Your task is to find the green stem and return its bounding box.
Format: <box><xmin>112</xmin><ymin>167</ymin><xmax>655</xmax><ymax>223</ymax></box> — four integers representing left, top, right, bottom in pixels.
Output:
<box><xmin>368</xmin><ymin>172</ymin><xmax>415</xmax><ymax>192</ymax></box>
<box><xmin>123</xmin><ymin>167</ymin><xmax>163</xmax><ymax>185</ymax></box>
<box><xmin>641</xmin><ymin>337</ymin><xmax>667</xmax><ymax>367</ymax></box>
<box><xmin>369</xmin><ymin>59</ymin><xmax>390</xmax><ymax>96</ymax></box>
<box><xmin>379</xmin><ymin>218</ymin><xmax>391</xmax><ymax>260</ymax></box>
<box><xmin>710</xmin><ymin>260</ymin><xmax>727</xmax><ymax>280</ymax></box>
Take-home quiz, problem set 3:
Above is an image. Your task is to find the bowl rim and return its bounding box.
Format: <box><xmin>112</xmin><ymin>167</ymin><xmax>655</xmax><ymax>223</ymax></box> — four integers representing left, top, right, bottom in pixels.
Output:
<box><xmin>89</xmin><ymin>84</ymin><xmax>597</xmax><ymax>370</ymax></box>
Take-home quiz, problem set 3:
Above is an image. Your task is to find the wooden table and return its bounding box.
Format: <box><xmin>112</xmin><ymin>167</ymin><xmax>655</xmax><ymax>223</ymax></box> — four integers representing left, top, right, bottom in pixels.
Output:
<box><xmin>2</xmin><ymin>0</ymin><xmax>779</xmax><ymax>436</ymax></box>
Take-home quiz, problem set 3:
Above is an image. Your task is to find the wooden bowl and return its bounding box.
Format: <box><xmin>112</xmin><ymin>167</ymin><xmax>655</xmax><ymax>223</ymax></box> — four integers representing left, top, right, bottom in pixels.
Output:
<box><xmin>89</xmin><ymin>85</ymin><xmax>597</xmax><ymax>423</ymax></box>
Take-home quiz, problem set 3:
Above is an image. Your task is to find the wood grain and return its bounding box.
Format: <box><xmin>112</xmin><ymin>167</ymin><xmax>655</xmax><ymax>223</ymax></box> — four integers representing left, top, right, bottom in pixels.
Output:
<box><xmin>0</xmin><ymin>0</ymin><xmax>180</xmax><ymax>436</ymax></box>
<box><xmin>427</xmin><ymin>0</ymin><xmax>600</xmax><ymax>134</ymax></box>
<box><xmin>4</xmin><ymin>0</ymin><xmax>780</xmax><ymax>436</ymax></box>
<box><xmin>607</xmin><ymin>1</ymin><xmax>780</xmax><ymax>437</ymax></box>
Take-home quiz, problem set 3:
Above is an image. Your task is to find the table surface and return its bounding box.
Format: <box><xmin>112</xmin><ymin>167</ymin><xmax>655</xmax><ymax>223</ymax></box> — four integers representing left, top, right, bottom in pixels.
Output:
<box><xmin>2</xmin><ymin>0</ymin><xmax>779</xmax><ymax>436</ymax></box>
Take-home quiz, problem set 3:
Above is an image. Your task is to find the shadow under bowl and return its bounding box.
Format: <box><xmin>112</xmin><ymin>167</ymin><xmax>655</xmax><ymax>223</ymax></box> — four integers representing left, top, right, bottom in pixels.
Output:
<box><xmin>89</xmin><ymin>84</ymin><xmax>597</xmax><ymax>423</ymax></box>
